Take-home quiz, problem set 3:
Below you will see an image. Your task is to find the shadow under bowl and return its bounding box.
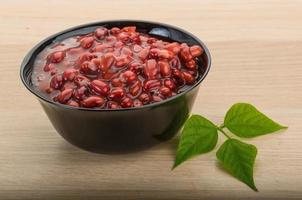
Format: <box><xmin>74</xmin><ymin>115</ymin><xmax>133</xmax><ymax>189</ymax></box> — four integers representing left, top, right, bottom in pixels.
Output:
<box><xmin>20</xmin><ymin>20</ymin><xmax>211</xmax><ymax>154</ymax></box>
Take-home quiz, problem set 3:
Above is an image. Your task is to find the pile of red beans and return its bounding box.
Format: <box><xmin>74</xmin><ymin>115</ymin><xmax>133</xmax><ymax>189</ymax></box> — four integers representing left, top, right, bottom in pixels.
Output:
<box><xmin>32</xmin><ymin>26</ymin><xmax>204</xmax><ymax>109</ymax></box>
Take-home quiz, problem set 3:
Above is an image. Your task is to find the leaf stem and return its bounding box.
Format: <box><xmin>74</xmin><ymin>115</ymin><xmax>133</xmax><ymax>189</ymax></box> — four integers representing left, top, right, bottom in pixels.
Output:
<box><xmin>217</xmin><ymin>126</ymin><xmax>231</xmax><ymax>139</ymax></box>
<box><xmin>219</xmin><ymin>124</ymin><xmax>225</xmax><ymax>129</ymax></box>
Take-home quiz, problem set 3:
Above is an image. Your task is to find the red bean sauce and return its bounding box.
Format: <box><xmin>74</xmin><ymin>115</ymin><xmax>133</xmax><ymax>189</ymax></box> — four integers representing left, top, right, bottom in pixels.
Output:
<box><xmin>31</xmin><ymin>26</ymin><xmax>204</xmax><ymax>109</ymax></box>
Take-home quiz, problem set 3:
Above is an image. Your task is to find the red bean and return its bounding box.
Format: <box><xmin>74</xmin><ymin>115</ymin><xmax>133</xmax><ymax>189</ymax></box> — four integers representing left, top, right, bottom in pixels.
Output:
<box><xmin>57</xmin><ymin>88</ymin><xmax>73</xmax><ymax>103</ymax></box>
<box><xmin>138</xmin><ymin>48</ymin><xmax>149</xmax><ymax>60</ymax></box>
<box><xmin>139</xmin><ymin>93</ymin><xmax>150</xmax><ymax>104</ymax></box>
<box><xmin>190</xmin><ymin>45</ymin><xmax>203</xmax><ymax>57</ymax></box>
<box><xmin>121</xmin><ymin>97</ymin><xmax>133</xmax><ymax>108</ymax></box>
<box><xmin>94</xmin><ymin>27</ymin><xmax>108</xmax><ymax>39</ymax></box>
<box><xmin>106</xmin><ymin>36</ymin><xmax>117</xmax><ymax>43</ymax></box>
<box><xmin>50</xmin><ymin>74</ymin><xmax>64</xmax><ymax>89</ymax></box>
<box><xmin>180</xmin><ymin>47</ymin><xmax>193</xmax><ymax>61</ymax></box>
<box><xmin>122</xmin><ymin>26</ymin><xmax>136</xmax><ymax>32</ymax></box>
<box><xmin>129</xmin><ymin>32</ymin><xmax>141</xmax><ymax>44</ymax></box>
<box><xmin>82</xmin><ymin>96</ymin><xmax>105</xmax><ymax>108</ymax></box>
<box><xmin>81</xmin><ymin>61</ymin><xmax>98</xmax><ymax>74</ymax></box>
<box><xmin>74</xmin><ymin>75</ymin><xmax>90</xmax><ymax>87</ymax></box>
<box><xmin>185</xmin><ymin>59</ymin><xmax>196</xmax><ymax>70</ymax></box>
<box><xmin>107</xmin><ymin>101</ymin><xmax>119</xmax><ymax>109</ymax></box>
<box><xmin>67</xmin><ymin>100</ymin><xmax>79</xmax><ymax>107</ymax></box>
<box><xmin>115</xmin><ymin>56</ymin><xmax>131</xmax><ymax>67</ymax></box>
<box><xmin>165</xmin><ymin>42</ymin><xmax>181</xmax><ymax>54</ymax></box>
<box><xmin>44</xmin><ymin>63</ymin><xmax>55</xmax><ymax>72</ymax></box>
<box><xmin>133</xmin><ymin>99</ymin><xmax>143</xmax><ymax>107</ymax></box>
<box><xmin>80</xmin><ymin>37</ymin><xmax>94</xmax><ymax>49</ymax></box>
<box><xmin>121</xmin><ymin>47</ymin><xmax>133</xmax><ymax>56</ymax></box>
<box><xmin>143</xmin><ymin>79</ymin><xmax>161</xmax><ymax>91</ymax></box>
<box><xmin>73</xmin><ymin>86</ymin><xmax>88</xmax><ymax>100</ymax></box>
<box><xmin>111</xmin><ymin>78</ymin><xmax>123</xmax><ymax>87</ymax></box>
<box><xmin>164</xmin><ymin>79</ymin><xmax>176</xmax><ymax>90</ymax></box>
<box><xmin>129</xmin><ymin>80</ymin><xmax>142</xmax><ymax>96</ymax></box>
<box><xmin>158</xmin><ymin>49</ymin><xmax>174</xmax><ymax>60</ymax></box>
<box><xmin>110</xmin><ymin>27</ymin><xmax>121</xmax><ymax>34</ymax></box>
<box><xmin>128</xmin><ymin>61</ymin><xmax>143</xmax><ymax>74</ymax></box>
<box><xmin>149</xmin><ymin>48</ymin><xmax>160</xmax><ymax>58</ymax></box>
<box><xmin>114</xmin><ymin>41</ymin><xmax>124</xmax><ymax>48</ymax></box>
<box><xmin>100</xmin><ymin>53</ymin><xmax>115</xmax><ymax>71</ymax></box>
<box><xmin>120</xmin><ymin>70</ymin><xmax>137</xmax><ymax>84</ymax></box>
<box><xmin>92</xmin><ymin>44</ymin><xmax>112</xmax><ymax>53</ymax></box>
<box><xmin>63</xmin><ymin>69</ymin><xmax>78</xmax><ymax>81</ymax></box>
<box><xmin>152</xmin><ymin>95</ymin><xmax>163</xmax><ymax>102</ymax></box>
<box><xmin>152</xmin><ymin>41</ymin><xmax>165</xmax><ymax>49</ymax></box>
<box><xmin>170</xmin><ymin>57</ymin><xmax>180</xmax><ymax>69</ymax></box>
<box><xmin>158</xmin><ymin>60</ymin><xmax>171</xmax><ymax>77</ymax></box>
<box><xmin>108</xmin><ymin>88</ymin><xmax>125</xmax><ymax>101</ymax></box>
<box><xmin>49</xmin><ymin>51</ymin><xmax>65</xmax><ymax>63</ymax></box>
<box><xmin>102</xmin><ymin>72</ymin><xmax>116</xmax><ymax>80</ymax></box>
<box><xmin>147</xmin><ymin>37</ymin><xmax>157</xmax><ymax>44</ymax></box>
<box><xmin>133</xmin><ymin>44</ymin><xmax>143</xmax><ymax>52</ymax></box>
<box><xmin>159</xmin><ymin>87</ymin><xmax>172</xmax><ymax>97</ymax></box>
<box><xmin>182</xmin><ymin>71</ymin><xmax>195</xmax><ymax>85</ymax></box>
<box><xmin>91</xmin><ymin>58</ymin><xmax>101</xmax><ymax>66</ymax></box>
<box><xmin>90</xmin><ymin>80</ymin><xmax>110</xmax><ymax>95</ymax></box>
<box><xmin>144</xmin><ymin>59</ymin><xmax>158</xmax><ymax>79</ymax></box>
<box><xmin>78</xmin><ymin>53</ymin><xmax>96</xmax><ymax>65</ymax></box>
<box><xmin>45</xmin><ymin>87</ymin><xmax>53</xmax><ymax>94</ymax></box>
<box><xmin>117</xmin><ymin>32</ymin><xmax>130</xmax><ymax>43</ymax></box>
<box><xmin>172</xmin><ymin>68</ymin><xmax>185</xmax><ymax>85</ymax></box>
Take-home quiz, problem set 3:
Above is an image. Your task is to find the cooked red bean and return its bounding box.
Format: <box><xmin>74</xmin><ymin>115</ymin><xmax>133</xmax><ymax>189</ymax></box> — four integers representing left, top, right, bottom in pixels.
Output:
<box><xmin>90</xmin><ymin>80</ymin><xmax>110</xmax><ymax>95</ymax></box>
<box><xmin>121</xmin><ymin>97</ymin><xmax>133</xmax><ymax>108</ymax></box>
<box><xmin>49</xmin><ymin>51</ymin><xmax>65</xmax><ymax>63</ymax></box>
<box><xmin>108</xmin><ymin>88</ymin><xmax>125</xmax><ymax>101</ymax></box>
<box><xmin>120</xmin><ymin>70</ymin><xmax>137</xmax><ymax>84</ymax></box>
<box><xmin>80</xmin><ymin>37</ymin><xmax>94</xmax><ymax>49</ymax></box>
<box><xmin>32</xmin><ymin>26</ymin><xmax>204</xmax><ymax>109</ymax></box>
<box><xmin>67</xmin><ymin>100</ymin><xmax>79</xmax><ymax>107</ymax></box>
<box><xmin>190</xmin><ymin>45</ymin><xmax>203</xmax><ymax>57</ymax></box>
<box><xmin>57</xmin><ymin>88</ymin><xmax>73</xmax><ymax>103</ymax></box>
<box><xmin>180</xmin><ymin>47</ymin><xmax>192</xmax><ymax>61</ymax></box>
<box><xmin>159</xmin><ymin>87</ymin><xmax>172</xmax><ymax>97</ymax></box>
<box><xmin>100</xmin><ymin>53</ymin><xmax>115</xmax><ymax>71</ymax></box>
<box><xmin>185</xmin><ymin>59</ymin><xmax>196</xmax><ymax>70</ymax></box>
<box><xmin>95</xmin><ymin>27</ymin><xmax>108</xmax><ymax>39</ymax></box>
<box><xmin>164</xmin><ymin>79</ymin><xmax>176</xmax><ymax>91</ymax></box>
<box><xmin>144</xmin><ymin>59</ymin><xmax>158</xmax><ymax>79</ymax></box>
<box><xmin>143</xmin><ymin>79</ymin><xmax>161</xmax><ymax>91</ymax></box>
<box><xmin>182</xmin><ymin>71</ymin><xmax>195</xmax><ymax>85</ymax></box>
<box><xmin>115</xmin><ymin>56</ymin><xmax>131</xmax><ymax>67</ymax></box>
<box><xmin>158</xmin><ymin>60</ymin><xmax>171</xmax><ymax>77</ymax></box>
<box><xmin>138</xmin><ymin>93</ymin><xmax>150</xmax><ymax>105</ymax></box>
<box><xmin>82</xmin><ymin>96</ymin><xmax>104</xmax><ymax>108</ymax></box>
<box><xmin>63</xmin><ymin>69</ymin><xmax>78</xmax><ymax>81</ymax></box>
<box><xmin>50</xmin><ymin>74</ymin><xmax>64</xmax><ymax>89</ymax></box>
<box><xmin>73</xmin><ymin>86</ymin><xmax>88</xmax><ymax>100</ymax></box>
<box><xmin>133</xmin><ymin>99</ymin><xmax>143</xmax><ymax>107</ymax></box>
<box><xmin>129</xmin><ymin>81</ymin><xmax>141</xmax><ymax>96</ymax></box>
<box><xmin>107</xmin><ymin>101</ymin><xmax>119</xmax><ymax>109</ymax></box>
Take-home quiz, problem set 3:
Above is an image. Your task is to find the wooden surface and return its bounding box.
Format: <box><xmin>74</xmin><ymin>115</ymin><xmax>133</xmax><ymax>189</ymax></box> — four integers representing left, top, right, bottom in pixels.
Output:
<box><xmin>0</xmin><ymin>0</ymin><xmax>302</xmax><ymax>199</ymax></box>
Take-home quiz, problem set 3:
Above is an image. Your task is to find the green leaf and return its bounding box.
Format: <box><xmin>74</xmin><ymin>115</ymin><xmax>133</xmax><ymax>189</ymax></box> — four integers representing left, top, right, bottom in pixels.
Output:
<box><xmin>216</xmin><ymin>139</ymin><xmax>258</xmax><ymax>191</ymax></box>
<box><xmin>173</xmin><ymin>115</ymin><xmax>218</xmax><ymax>169</ymax></box>
<box><xmin>224</xmin><ymin>103</ymin><xmax>287</xmax><ymax>138</ymax></box>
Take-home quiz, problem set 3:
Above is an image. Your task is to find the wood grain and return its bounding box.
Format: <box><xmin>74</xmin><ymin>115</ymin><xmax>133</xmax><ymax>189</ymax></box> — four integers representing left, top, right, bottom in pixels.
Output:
<box><xmin>0</xmin><ymin>0</ymin><xmax>301</xmax><ymax>199</ymax></box>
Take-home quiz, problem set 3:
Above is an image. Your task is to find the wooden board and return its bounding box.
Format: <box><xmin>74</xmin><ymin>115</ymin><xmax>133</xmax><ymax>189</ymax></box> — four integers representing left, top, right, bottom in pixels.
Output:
<box><xmin>0</xmin><ymin>0</ymin><xmax>301</xmax><ymax>199</ymax></box>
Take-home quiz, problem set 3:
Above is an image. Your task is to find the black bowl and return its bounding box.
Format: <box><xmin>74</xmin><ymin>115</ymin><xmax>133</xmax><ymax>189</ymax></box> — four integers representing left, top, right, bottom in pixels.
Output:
<box><xmin>20</xmin><ymin>20</ymin><xmax>211</xmax><ymax>154</ymax></box>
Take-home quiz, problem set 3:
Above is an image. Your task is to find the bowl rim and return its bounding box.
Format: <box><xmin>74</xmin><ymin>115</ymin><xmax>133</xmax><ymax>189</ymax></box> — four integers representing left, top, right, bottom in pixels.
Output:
<box><xmin>20</xmin><ymin>19</ymin><xmax>211</xmax><ymax>112</ymax></box>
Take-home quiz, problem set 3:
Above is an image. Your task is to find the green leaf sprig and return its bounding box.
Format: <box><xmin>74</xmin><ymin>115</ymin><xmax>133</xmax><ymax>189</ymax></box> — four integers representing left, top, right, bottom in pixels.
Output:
<box><xmin>173</xmin><ymin>103</ymin><xmax>287</xmax><ymax>191</ymax></box>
